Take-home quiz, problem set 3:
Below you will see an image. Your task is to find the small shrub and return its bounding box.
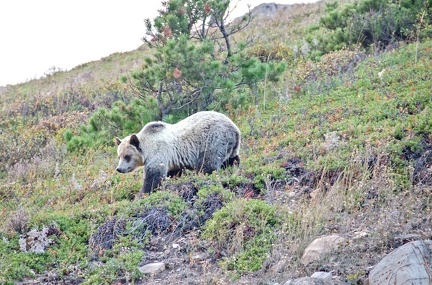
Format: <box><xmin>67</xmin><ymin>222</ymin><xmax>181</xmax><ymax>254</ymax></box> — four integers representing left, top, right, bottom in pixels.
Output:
<box><xmin>203</xmin><ymin>199</ymin><xmax>281</xmax><ymax>273</ymax></box>
<box><xmin>5</xmin><ymin>207</ymin><xmax>30</xmax><ymax>234</ymax></box>
<box><xmin>194</xmin><ymin>183</ymin><xmax>235</xmax><ymax>224</ymax></box>
<box><xmin>247</xmin><ymin>165</ymin><xmax>288</xmax><ymax>190</ymax></box>
<box><xmin>247</xmin><ymin>41</ymin><xmax>296</xmax><ymax>63</ymax></box>
<box><xmin>299</xmin><ymin>49</ymin><xmax>365</xmax><ymax>83</ymax></box>
<box><xmin>220</xmin><ymin>174</ymin><xmax>252</xmax><ymax>189</ymax></box>
<box><xmin>65</xmin><ymin>98</ymin><xmax>159</xmax><ymax>152</ymax></box>
<box><xmin>120</xmin><ymin>191</ymin><xmax>188</xmax><ymax>218</ymax></box>
<box><xmin>308</xmin><ymin>0</ymin><xmax>432</xmax><ymax>56</ymax></box>
<box><xmin>195</xmin><ymin>183</ymin><xmax>235</xmax><ymax>206</ymax></box>
<box><xmin>88</xmin><ymin>217</ymin><xmax>127</xmax><ymax>257</ymax></box>
<box><xmin>0</xmin><ymin>214</ymin><xmax>90</xmax><ymax>284</ymax></box>
<box><xmin>86</xmin><ymin>236</ymin><xmax>144</xmax><ymax>284</ymax></box>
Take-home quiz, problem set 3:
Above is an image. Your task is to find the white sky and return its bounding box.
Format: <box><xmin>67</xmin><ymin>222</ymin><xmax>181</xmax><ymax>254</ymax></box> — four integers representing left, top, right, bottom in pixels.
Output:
<box><xmin>0</xmin><ymin>0</ymin><xmax>317</xmax><ymax>87</ymax></box>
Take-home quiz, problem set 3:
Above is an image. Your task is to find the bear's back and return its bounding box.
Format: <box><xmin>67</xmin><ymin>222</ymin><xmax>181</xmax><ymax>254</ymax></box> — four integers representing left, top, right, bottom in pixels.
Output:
<box><xmin>139</xmin><ymin>121</ymin><xmax>178</xmax><ymax>147</ymax></box>
<box><xmin>142</xmin><ymin>122</ymin><xmax>166</xmax><ymax>134</ymax></box>
<box><xmin>174</xmin><ymin>111</ymin><xmax>237</xmax><ymax>130</ymax></box>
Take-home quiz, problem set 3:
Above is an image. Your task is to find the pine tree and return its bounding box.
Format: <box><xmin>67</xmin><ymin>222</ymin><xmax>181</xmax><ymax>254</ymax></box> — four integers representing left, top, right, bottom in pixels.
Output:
<box><xmin>126</xmin><ymin>0</ymin><xmax>285</xmax><ymax>119</ymax></box>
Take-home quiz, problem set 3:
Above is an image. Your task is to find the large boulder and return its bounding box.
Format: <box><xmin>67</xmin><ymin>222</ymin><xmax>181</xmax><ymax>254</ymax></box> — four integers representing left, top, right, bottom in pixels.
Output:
<box><xmin>369</xmin><ymin>240</ymin><xmax>432</xmax><ymax>285</ymax></box>
<box><xmin>251</xmin><ymin>3</ymin><xmax>286</xmax><ymax>18</ymax></box>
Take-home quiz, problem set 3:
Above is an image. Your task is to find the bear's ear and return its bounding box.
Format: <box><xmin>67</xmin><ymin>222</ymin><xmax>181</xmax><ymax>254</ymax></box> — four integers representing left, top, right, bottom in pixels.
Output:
<box><xmin>114</xmin><ymin>137</ymin><xmax>122</xmax><ymax>146</ymax></box>
<box><xmin>129</xmin><ymin>134</ymin><xmax>141</xmax><ymax>152</ymax></box>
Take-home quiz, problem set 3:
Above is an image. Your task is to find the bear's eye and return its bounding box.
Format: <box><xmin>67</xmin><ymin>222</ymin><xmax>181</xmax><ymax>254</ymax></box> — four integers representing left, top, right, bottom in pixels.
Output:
<box><xmin>124</xmin><ymin>155</ymin><xmax>131</xmax><ymax>162</ymax></box>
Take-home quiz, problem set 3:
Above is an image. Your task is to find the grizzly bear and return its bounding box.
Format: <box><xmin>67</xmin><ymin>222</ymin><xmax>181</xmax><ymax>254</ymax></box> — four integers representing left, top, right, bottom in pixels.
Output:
<box><xmin>115</xmin><ymin>111</ymin><xmax>241</xmax><ymax>194</ymax></box>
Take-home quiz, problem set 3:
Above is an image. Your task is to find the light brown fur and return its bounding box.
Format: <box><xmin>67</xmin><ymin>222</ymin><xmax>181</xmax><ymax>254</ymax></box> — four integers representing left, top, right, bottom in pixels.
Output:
<box><xmin>115</xmin><ymin>111</ymin><xmax>241</xmax><ymax>194</ymax></box>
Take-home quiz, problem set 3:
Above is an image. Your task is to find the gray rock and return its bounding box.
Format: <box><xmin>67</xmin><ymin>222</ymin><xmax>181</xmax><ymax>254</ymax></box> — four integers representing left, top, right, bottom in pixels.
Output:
<box><xmin>190</xmin><ymin>252</ymin><xmax>209</xmax><ymax>261</ymax></box>
<box><xmin>138</xmin><ymin>262</ymin><xmax>166</xmax><ymax>275</ymax></box>
<box><xmin>19</xmin><ymin>227</ymin><xmax>56</xmax><ymax>254</ymax></box>
<box><xmin>284</xmin><ymin>277</ymin><xmax>346</xmax><ymax>285</ymax></box>
<box><xmin>323</xmin><ymin>131</ymin><xmax>340</xmax><ymax>151</ymax></box>
<box><xmin>352</xmin><ymin>231</ymin><xmax>369</xmax><ymax>241</ymax></box>
<box><xmin>310</xmin><ymin>271</ymin><xmax>332</xmax><ymax>280</ymax></box>
<box><xmin>369</xmin><ymin>240</ymin><xmax>432</xmax><ymax>285</ymax></box>
<box><xmin>301</xmin><ymin>235</ymin><xmax>346</xmax><ymax>265</ymax></box>
<box><xmin>250</xmin><ymin>3</ymin><xmax>298</xmax><ymax>18</ymax></box>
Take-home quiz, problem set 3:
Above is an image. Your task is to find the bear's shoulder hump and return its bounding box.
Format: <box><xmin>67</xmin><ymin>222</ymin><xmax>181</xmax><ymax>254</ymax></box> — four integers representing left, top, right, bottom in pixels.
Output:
<box><xmin>144</xmin><ymin>122</ymin><xmax>166</xmax><ymax>134</ymax></box>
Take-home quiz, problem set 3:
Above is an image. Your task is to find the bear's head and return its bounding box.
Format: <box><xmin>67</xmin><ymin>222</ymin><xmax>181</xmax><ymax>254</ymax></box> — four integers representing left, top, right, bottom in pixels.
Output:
<box><xmin>115</xmin><ymin>134</ymin><xmax>144</xmax><ymax>173</ymax></box>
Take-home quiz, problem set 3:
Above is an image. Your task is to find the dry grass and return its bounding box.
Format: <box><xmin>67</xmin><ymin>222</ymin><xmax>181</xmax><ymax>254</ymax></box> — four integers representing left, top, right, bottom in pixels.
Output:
<box><xmin>234</xmin><ymin>145</ymin><xmax>432</xmax><ymax>283</ymax></box>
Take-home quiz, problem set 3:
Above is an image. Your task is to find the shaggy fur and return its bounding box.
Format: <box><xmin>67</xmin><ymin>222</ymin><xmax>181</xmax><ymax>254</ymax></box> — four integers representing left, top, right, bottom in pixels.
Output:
<box><xmin>115</xmin><ymin>111</ymin><xmax>241</xmax><ymax>194</ymax></box>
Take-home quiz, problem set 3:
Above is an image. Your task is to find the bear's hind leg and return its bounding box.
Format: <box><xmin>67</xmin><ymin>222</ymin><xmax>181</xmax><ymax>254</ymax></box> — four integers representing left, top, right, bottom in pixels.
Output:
<box><xmin>222</xmin><ymin>155</ymin><xmax>240</xmax><ymax>169</ymax></box>
<box><xmin>196</xmin><ymin>159</ymin><xmax>219</xmax><ymax>174</ymax></box>
<box><xmin>167</xmin><ymin>168</ymin><xmax>182</xmax><ymax>178</ymax></box>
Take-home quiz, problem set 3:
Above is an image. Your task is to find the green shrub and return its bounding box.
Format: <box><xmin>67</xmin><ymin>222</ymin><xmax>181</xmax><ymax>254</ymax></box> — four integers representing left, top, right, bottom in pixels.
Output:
<box><xmin>65</xmin><ymin>98</ymin><xmax>159</xmax><ymax>152</ymax></box>
<box><xmin>247</xmin><ymin>166</ymin><xmax>288</xmax><ymax>190</ymax></box>
<box><xmin>195</xmin><ymin>183</ymin><xmax>235</xmax><ymax>206</ymax></box>
<box><xmin>247</xmin><ymin>41</ymin><xmax>296</xmax><ymax>63</ymax></box>
<box><xmin>0</xmin><ymin>215</ymin><xmax>91</xmax><ymax>284</ymax></box>
<box><xmin>0</xmin><ymin>237</ymin><xmax>51</xmax><ymax>284</ymax></box>
<box><xmin>129</xmin><ymin>0</ymin><xmax>286</xmax><ymax>119</ymax></box>
<box><xmin>203</xmin><ymin>199</ymin><xmax>281</xmax><ymax>273</ymax></box>
<box><xmin>85</xmin><ymin>236</ymin><xmax>144</xmax><ymax>284</ymax></box>
<box><xmin>220</xmin><ymin>174</ymin><xmax>252</xmax><ymax>189</ymax></box>
<box><xmin>118</xmin><ymin>191</ymin><xmax>187</xmax><ymax>218</ymax></box>
<box><xmin>309</xmin><ymin>0</ymin><xmax>432</xmax><ymax>56</ymax></box>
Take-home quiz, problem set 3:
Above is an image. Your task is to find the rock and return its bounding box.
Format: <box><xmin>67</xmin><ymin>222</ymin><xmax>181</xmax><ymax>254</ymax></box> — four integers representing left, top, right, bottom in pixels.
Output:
<box><xmin>250</xmin><ymin>3</ymin><xmax>306</xmax><ymax>19</ymax></box>
<box><xmin>284</xmin><ymin>277</ymin><xmax>347</xmax><ymax>285</ymax></box>
<box><xmin>252</xmin><ymin>3</ymin><xmax>280</xmax><ymax>17</ymax></box>
<box><xmin>369</xmin><ymin>240</ymin><xmax>432</xmax><ymax>285</ymax></box>
<box><xmin>283</xmin><ymin>271</ymin><xmax>348</xmax><ymax>284</ymax></box>
<box><xmin>301</xmin><ymin>235</ymin><xmax>346</xmax><ymax>265</ymax></box>
<box><xmin>269</xmin><ymin>259</ymin><xmax>287</xmax><ymax>274</ymax></box>
<box><xmin>323</xmin><ymin>131</ymin><xmax>340</xmax><ymax>151</ymax></box>
<box><xmin>19</xmin><ymin>226</ymin><xmax>59</xmax><ymax>254</ymax></box>
<box><xmin>138</xmin><ymin>262</ymin><xmax>166</xmax><ymax>275</ymax></box>
<box><xmin>310</xmin><ymin>272</ymin><xmax>332</xmax><ymax>279</ymax></box>
<box><xmin>284</xmin><ymin>277</ymin><xmax>327</xmax><ymax>285</ymax></box>
<box><xmin>352</xmin><ymin>231</ymin><xmax>369</xmax><ymax>241</ymax></box>
<box><xmin>190</xmin><ymin>252</ymin><xmax>209</xmax><ymax>262</ymax></box>
<box><xmin>393</xmin><ymin>233</ymin><xmax>421</xmax><ymax>243</ymax></box>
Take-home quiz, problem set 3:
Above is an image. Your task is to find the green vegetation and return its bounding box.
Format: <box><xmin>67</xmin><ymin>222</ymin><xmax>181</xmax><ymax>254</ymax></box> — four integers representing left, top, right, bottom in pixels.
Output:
<box><xmin>64</xmin><ymin>98</ymin><xmax>159</xmax><ymax>152</ymax></box>
<box><xmin>308</xmin><ymin>0</ymin><xmax>432</xmax><ymax>57</ymax></box>
<box><xmin>1</xmin><ymin>0</ymin><xmax>432</xmax><ymax>283</ymax></box>
<box><xmin>119</xmin><ymin>190</ymin><xmax>188</xmax><ymax>218</ymax></box>
<box><xmin>203</xmin><ymin>198</ymin><xmax>282</xmax><ymax>272</ymax></box>
<box><xmin>128</xmin><ymin>0</ymin><xmax>286</xmax><ymax>119</ymax></box>
<box><xmin>86</xmin><ymin>234</ymin><xmax>145</xmax><ymax>284</ymax></box>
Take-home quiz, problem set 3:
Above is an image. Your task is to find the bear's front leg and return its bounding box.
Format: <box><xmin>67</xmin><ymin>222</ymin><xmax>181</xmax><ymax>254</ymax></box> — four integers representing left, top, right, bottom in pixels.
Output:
<box><xmin>141</xmin><ymin>163</ymin><xmax>167</xmax><ymax>194</ymax></box>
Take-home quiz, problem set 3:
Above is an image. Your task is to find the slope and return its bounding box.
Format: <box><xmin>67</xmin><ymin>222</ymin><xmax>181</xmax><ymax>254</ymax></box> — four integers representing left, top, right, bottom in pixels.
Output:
<box><xmin>1</xmin><ymin>1</ymin><xmax>432</xmax><ymax>284</ymax></box>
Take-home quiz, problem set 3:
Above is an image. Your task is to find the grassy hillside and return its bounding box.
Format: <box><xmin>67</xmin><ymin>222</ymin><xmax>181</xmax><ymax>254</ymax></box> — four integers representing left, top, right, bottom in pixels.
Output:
<box><xmin>1</xmin><ymin>1</ymin><xmax>432</xmax><ymax>284</ymax></box>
